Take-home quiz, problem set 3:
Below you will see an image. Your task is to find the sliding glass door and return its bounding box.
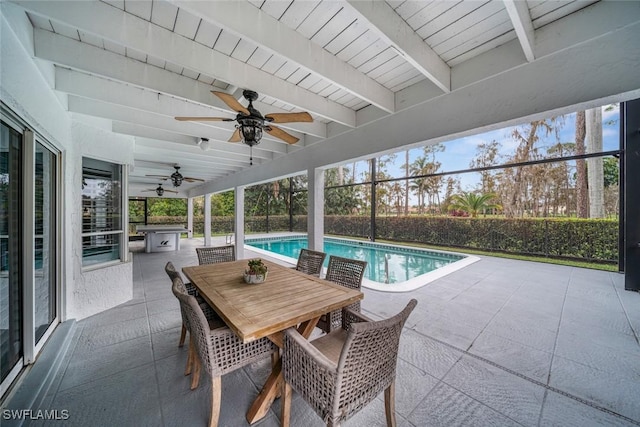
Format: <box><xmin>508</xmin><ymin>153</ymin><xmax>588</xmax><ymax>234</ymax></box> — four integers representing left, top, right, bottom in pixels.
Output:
<box><xmin>1</xmin><ymin>112</ymin><xmax>60</xmax><ymax>397</ymax></box>
<box><xmin>34</xmin><ymin>142</ymin><xmax>57</xmax><ymax>342</ymax></box>
<box><xmin>0</xmin><ymin>121</ymin><xmax>23</xmax><ymax>385</ymax></box>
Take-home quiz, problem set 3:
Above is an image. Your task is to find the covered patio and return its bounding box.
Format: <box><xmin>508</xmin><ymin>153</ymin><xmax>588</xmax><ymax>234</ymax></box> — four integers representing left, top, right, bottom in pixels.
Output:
<box><xmin>5</xmin><ymin>236</ymin><xmax>639</xmax><ymax>426</ymax></box>
<box><xmin>2</xmin><ymin>0</ymin><xmax>640</xmax><ymax>425</ymax></box>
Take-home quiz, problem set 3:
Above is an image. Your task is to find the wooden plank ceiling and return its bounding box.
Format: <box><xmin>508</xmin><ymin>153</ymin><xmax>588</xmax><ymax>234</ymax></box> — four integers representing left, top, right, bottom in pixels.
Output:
<box><xmin>13</xmin><ymin>0</ymin><xmax>599</xmax><ymax>196</ymax></box>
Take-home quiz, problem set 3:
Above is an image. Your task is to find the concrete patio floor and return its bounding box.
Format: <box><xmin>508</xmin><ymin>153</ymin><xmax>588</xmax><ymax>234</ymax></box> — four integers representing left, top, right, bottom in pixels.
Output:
<box><xmin>6</xmin><ymin>235</ymin><xmax>640</xmax><ymax>426</ymax></box>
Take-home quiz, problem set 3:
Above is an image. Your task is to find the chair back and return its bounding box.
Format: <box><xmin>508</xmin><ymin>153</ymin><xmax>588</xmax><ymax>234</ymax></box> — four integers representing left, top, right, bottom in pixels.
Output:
<box><xmin>196</xmin><ymin>245</ymin><xmax>235</xmax><ymax>265</ymax></box>
<box><xmin>167</xmin><ymin>262</ymin><xmax>191</xmax><ymax>327</ymax></box>
<box><xmin>325</xmin><ymin>255</ymin><xmax>367</xmax><ymax>290</ymax></box>
<box><xmin>325</xmin><ymin>256</ymin><xmax>367</xmax><ymax>313</ymax></box>
<box><xmin>171</xmin><ymin>276</ymin><xmax>217</xmax><ymax>374</ymax></box>
<box><xmin>335</xmin><ymin>299</ymin><xmax>417</xmax><ymax>419</ymax></box>
<box><xmin>295</xmin><ymin>249</ymin><xmax>326</xmax><ymax>277</ymax></box>
<box><xmin>164</xmin><ymin>261</ymin><xmax>180</xmax><ymax>282</ymax></box>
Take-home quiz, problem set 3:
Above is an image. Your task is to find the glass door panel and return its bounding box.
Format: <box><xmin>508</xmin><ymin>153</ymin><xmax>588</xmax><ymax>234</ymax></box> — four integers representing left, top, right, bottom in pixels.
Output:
<box><xmin>1</xmin><ymin>121</ymin><xmax>23</xmax><ymax>382</ymax></box>
<box><xmin>34</xmin><ymin>142</ymin><xmax>56</xmax><ymax>342</ymax></box>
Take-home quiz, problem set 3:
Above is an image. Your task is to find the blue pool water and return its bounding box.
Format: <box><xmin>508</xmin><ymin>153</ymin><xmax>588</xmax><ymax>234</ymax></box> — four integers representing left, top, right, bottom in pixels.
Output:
<box><xmin>245</xmin><ymin>236</ymin><xmax>465</xmax><ymax>284</ymax></box>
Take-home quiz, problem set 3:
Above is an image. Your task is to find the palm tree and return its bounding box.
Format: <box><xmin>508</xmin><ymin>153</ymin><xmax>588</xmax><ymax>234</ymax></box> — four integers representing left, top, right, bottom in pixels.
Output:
<box><xmin>448</xmin><ymin>192</ymin><xmax>501</xmax><ymax>218</ymax></box>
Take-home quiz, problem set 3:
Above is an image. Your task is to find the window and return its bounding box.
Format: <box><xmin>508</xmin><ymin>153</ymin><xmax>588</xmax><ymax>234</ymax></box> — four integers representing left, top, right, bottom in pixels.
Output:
<box><xmin>82</xmin><ymin>157</ymin><xmax>123</xmax><ymax>266</ymax></box>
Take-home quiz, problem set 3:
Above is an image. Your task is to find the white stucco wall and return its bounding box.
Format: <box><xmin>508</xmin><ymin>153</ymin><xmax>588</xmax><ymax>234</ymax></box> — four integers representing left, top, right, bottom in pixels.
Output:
<box><xmin>1</xmin><ymin>4</ymin><xmax>135</xmax><ymax>321</ymax></box>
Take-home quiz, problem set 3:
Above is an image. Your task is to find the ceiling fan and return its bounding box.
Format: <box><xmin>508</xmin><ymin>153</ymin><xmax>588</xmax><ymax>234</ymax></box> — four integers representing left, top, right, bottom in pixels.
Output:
<box><xmin>142</xmin><ymin>183</ymin><xmax>178</xmax><ymax>197</ymax></box>
<box><xmin>175</xmin><ymin>90</ymin><xmax>313</xmax><ymax>164</ymax></box>
<box><xmin>146</xmin><ymin>166</ymin><xmax>204</xmax><ymax>187</ymax></box>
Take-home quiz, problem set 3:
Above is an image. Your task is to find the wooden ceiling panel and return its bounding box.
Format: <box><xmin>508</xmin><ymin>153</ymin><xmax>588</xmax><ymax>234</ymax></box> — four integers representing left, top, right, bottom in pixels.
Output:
<box><xmin>415</xmin><ymin>1</ymin><xmax>491</xmax><ymax>40</ymax></box>
<box><xmin>261</xmin><ymin>55</ymin><xmax>288</xmax><ymax>75</ymax></box>
<box><xmin>406</xmin><ymin>1</ymin><xmax>462</xmax><ymax>31</ymax></box>
<box><xmin>425</xmin><ymin>1</ymin><xmax>506</xmax><ymax>48</ymax></box>
<box><xmin>173</xmin><ymin>8</ymin><xmax>200</xmax><ymax>39</ymax></box>
<box><xmin>78</xmin><ymin>30</ymin><xmax>104</xmax><ymax>49</ymax></box>
<box><xmin>278</xmin><ymin>0</ymin><xmax>320</xmax><ymax>30</ymax></box>
<box><xmin>194</xmin><ymin>19</ymin><xmax>222</xmax><ymax>48</ymax></box>
<box><xmin>311</xmin><ymin>7</ymin><xmax>356</xmax><ymax>48</ymax></box>
<box><xmin>393</xmin><ymin>0</ymin><xmax>432</xmax><ymax>21</ymax></box>
<box><xmin>246</xmin><ymin>47</ymin><xmax>272</xmax><ymax>68</ymax></box>
<box><xmin>296</xmin><ymin>1</ymin><xmax>343</xmax><ymax>39</ymax></box>
<box><xmin>214</xmin><ymin>30</ymin><xmax>241</xmax><ymax>56</ymax></box>
<box><xmin>26</xmin><ymin>13</ymin><xmax>53</xmax><ymax>31</ymax></box>
<box><xmin>323</xmin><ymin>19</ymin><xmax>369</xmax><ymax>55</ymax></box>
<box><xmin>258</xmin><ymin>0</ymin><xmax>294</xmax><ymax>21</ymax></box>
<box><xmin>335</xmin><ymin>29</ymin><xmax>380</xmax><ymax>62</ymax></box>
<box><xmin>146</xmin><ymin>54</ymin><xmax>166</xmax><ymax>69</ymax></box>
<box><xmin>231</xmin><ymin>39</ymin><xmax>259</xmax><ymax>63</ymax></box>
<box><xmin>358</xmin><ymin>48</ymin><xmax>398</xmax><ymax>75</ymax></box>
<box><xmin>125</xmin><ymin>46</ymin><xmax>148</xmax><ymax>62</ymax></box>
<box><xmin>50</xmin><ymin>20</ymin><xmax>80</xmax><ymax>40</ymax></box>
<box><xmin>150</xmin><ymin>0</ymin><xmax>178</xmax><ymax>31</ymax></box>
<box><xmin>124</xmin><ymin>0</ymin><xmax>152</xmax><ymax>21</ymax></box>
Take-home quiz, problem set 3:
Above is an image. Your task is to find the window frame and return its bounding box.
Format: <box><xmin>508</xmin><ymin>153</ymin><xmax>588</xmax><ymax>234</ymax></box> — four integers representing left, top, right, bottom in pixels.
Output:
<box><xmin>80</xmin><ymin>157</ymin><xmax>127</xmax><ymax>269</ymax></box>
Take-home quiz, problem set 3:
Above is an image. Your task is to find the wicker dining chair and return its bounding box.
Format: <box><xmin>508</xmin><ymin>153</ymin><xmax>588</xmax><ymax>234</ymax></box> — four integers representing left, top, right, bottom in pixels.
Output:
<box><xmin>165</xmin><ymin>261</ymin><xmax>209</xmax><ymax>347</ymax></box>
<box><xmin>196</xmin><ymin>245</ymin><xmax>236</xmax><ymax>265</ymax></box>
<box><xmin>294</xmin><ymin>248</ymin><xmax>327</xmax><ymax>277</ymax></box>
<box><xmin>171</xmin><ymin>276</ymin><xmax>276</xmax><ymax>427</ymax></box>
<box><xmin>281</xmin><ymin>299</ymin><xmax>418</xmax><ymax>427</ymax></box>
<box><xmin>316</xmin><ymin>255</ymin><xmax>367</xmax><ymax>333</ymax></box>
<box><xmin>166</xmin><ymin>263</ymin><xmax>223</xmax><ymax>377</ymax></box>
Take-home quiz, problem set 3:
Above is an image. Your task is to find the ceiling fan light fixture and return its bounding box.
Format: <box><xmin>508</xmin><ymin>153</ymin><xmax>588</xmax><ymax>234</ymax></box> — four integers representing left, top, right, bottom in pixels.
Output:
<box><xmin>156</xmin><ymin>185</ymin><xmax>165</xmax><ymax>196</ymax></box>
<box><xmin>199</xmin><ymin>137</ymin><xmax>210</xmax><ymax>151</ymax></box>
<box><xmin>238</xmin><ymin>118</ymin><xmax>263</xmax><ymax>147</ymax></box>
<box><xmin>170</xmin><ymin>167</ymin><xmax>183</xmax><ymax>187</ymax></box>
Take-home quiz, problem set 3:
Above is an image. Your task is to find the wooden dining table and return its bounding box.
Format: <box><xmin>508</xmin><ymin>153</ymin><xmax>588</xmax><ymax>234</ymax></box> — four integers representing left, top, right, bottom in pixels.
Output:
<box><xmin>182</xmin><ymin>258</ymin><xmax>364</xmax><ymax>424</ymax></box>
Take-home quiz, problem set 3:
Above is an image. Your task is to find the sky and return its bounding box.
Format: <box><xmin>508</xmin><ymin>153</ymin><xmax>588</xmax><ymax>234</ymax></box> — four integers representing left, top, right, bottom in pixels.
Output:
<box><xmin>341</xmin><ymin>104</ymin><xmax>620</xmax><ymax>202</ymax></box>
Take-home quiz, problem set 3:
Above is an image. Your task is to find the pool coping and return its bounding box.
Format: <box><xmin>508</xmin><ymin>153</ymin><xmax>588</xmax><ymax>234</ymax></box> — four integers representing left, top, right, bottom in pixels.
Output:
<box><xmin>244</xmin><ymin>235</ymin><xmax>480</xmax><ymax>293</ymax></box>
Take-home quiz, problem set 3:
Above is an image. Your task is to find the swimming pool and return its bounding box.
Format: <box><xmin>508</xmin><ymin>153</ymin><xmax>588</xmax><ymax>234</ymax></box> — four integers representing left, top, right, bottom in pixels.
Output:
<box><xmin>244</xmin><ymin>235</ymin><xmax>479</xmax><ymax>292</ymax></box>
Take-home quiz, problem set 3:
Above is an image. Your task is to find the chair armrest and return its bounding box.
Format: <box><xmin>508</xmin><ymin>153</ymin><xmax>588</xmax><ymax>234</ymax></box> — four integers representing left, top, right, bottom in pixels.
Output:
<box><xmin>284</xmin><ymin>328</ymin><xmax>337</xmax><ymax>372</ymax></box>
<box><xmin>342</xmin><ymin>307</ymin><xmax>373</xmax><ymax>330</ymax></box>
<box><xmin>283</xmin><ymin>328</ymin><xmax>338</xmax><ymax>408</ymax></box>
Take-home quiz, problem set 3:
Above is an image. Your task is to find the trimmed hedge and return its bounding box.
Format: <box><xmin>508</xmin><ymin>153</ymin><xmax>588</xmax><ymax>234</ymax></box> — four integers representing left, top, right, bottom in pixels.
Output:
<box><xmin>373</xmin><ymin>216</ymin><xmax>617</xmax><ymax>263</ymax></box>
<box><xmin>138</xmin><ymin>215</ymin><xmax>617</xmax><ymax>263</ymax></box>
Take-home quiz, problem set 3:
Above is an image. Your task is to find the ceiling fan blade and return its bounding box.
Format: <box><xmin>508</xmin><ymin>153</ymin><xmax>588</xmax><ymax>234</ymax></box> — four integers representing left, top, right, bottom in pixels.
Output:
<box><xmin>183</xmin><ymin>177</ymin><xmax>205</xmax><ymax>182</ymax></box>
<box><xmin>164</xmin><ymin>189</ymin><xmax>179</xmax><ymax>194</ymax></box>
<box><xmin>212</xmin><ymin>91</ymin><xmax>250</xmax><ymax>115</ymax></box>
<box><xmin>265</xmin><ymin>112</ymin><xmax>313</xmax><ymax>123</ymax></box>
<box><xmin>265</xmin><ymin>125</ymin><xmax>299</xmax><ymax>144</ymax></box>
<box><xmin>229</xmin><ymin>128</ymin><xmax>242</xmax><ymax>142</ymax></box>
<box><xmin>145</xmin><ymin>175</ymin><xmax>169</xmax><ymax>179</ymax></box>
<box><xmin>175</xmin><ymin>116</ymin><xmax>234</xmax><ymax>122</ymax></box>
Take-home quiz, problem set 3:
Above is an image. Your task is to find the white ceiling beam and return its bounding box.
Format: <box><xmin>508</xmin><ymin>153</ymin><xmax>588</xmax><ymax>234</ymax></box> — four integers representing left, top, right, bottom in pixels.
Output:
<box><xmin>133</xmin><ymin>138</ymin><xmax>254</xmax><ymax>169</ymax></box>
<box><xmin>54</xmin><ymin>67</ymin><xmax>307</xmax><ymax>147</ymax></box>
<box><xmin>504</xmin><ymin>0</ymin><xmax>536</xmax><ymax>62</ymax></box>
<box><xmin>18</xmin><ymin>0</ymin><xmax>356</xmax><ymax>127</ymax></box>
<box><xmin>132</xmin><ymin>145</ymin><xmax>241</xmax><ymax>174</ymax></box>
<box><xmin>172</xmin><ymin>0</ymin><xmax>395</xmax><ymax>113</ymax></box>
<box><xmin>345</xmin><ymin>0</ymin><xmax>450</xmax><ymax>93</ymax></box>
<box><xmin>34</xmin><ymin>31</ymin><xmax>326</xmax><ymax>138</ymax></box>
<box><xmin>66</xmin><ymin>95</ymin><xmax>288</xmax><ymax>155</ymax></box>
<box><xmin>113</xmin><ymin>122</ymin><xmax>260</xmax><ymax>162</ymax></box>
<box><xmin>112</xmin><ymin>122</ymin><xmax>264</xmax><ymax>165</ymax></box>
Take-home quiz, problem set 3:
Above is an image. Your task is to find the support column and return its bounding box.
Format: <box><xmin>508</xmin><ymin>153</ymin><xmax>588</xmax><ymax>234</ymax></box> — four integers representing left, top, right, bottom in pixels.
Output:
<box><xmin>624</xmin><ymin>99</ymin><xmax>640</xmax><ymax>291</ymax></box>
<box><xmin>307</xmin><ymin>167</ymin><xmax>324</xmax><ymax>252</ymax></box>
<box><xmin>235</xmin><ymin>186</ymin><xmax>245</xmax><ymax>260</ymax></box>
<box><xmin>204</xmin><ymin>193</ymin><xmax>212</xmax><ymax>246</ymax></box>
<box><xmin>187</xmin><ymin>197</ymin><xmax>194</xmax><ymax>239</ymax></box>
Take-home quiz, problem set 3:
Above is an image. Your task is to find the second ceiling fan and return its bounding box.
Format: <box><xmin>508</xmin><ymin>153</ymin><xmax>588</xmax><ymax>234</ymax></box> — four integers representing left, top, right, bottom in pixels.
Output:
<box><xmin>175</xmin><ymin>90</ymin><xmax>313</xmax><ymax>146</ymax></box>
<box><xmin>146</xmin><ymin>166</ymin><xmax>204</xmax><ymax>188</ymax></box>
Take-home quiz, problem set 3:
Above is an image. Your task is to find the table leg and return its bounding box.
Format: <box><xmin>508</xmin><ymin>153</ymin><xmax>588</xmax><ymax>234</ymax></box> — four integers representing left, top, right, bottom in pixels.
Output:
<box><xmin>245</xmin><ymin>317</ymin><xmax>319</xmax><ymax>424</ymax></box>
